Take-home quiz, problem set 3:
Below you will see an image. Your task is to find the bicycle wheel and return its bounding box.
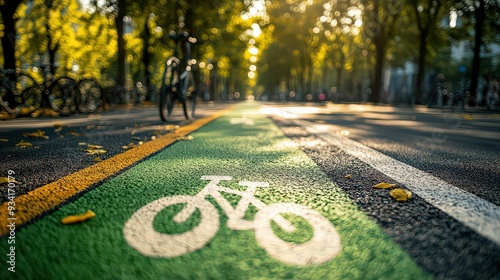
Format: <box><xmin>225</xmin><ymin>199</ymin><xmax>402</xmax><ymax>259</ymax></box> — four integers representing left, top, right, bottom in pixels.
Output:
<box><xmin>77</xmin><ymin>78</ymin><xmax>101</xmax><ymax>113</ymax></box>
<box><xmin>18</xmin><ymin>74</ymin><xmax>43</xmax><ymax>114</ymax></box>
<box><xmin>49</xmin><ymin>77</ymin><xmax>77</xmax><ymax>113</ymax></box>
<box><xmin>182</xmin><ymin>71</ymin><xmax>197</xmax><ymax>120</ymax></box>
<box><xmin>102</xmin><ymin>84</ymin><xmax>124</xmax><ymax>109</ymax></box>
<box><xmin>159</xmin><ymin>85</ymin><xmax>175</xmax><ymax>122</ymax></box>
<box><xmin>123</xmin><ymin>195</ymin><xmax>219</xmax><ymax>257</ymax></box>
<box><xmin>159</xmin><ymin>57</ymin><xmax>180</xmax><ymax>122</ymax></box>
<box><xmin>0</xmin><ymin>75</ymin><xmax>18</xmax><ymax>114</ymax></box>
<box><xmin>254</xmin><ymin>203</ymin><xmax>341</xmax><ymax>266</ymax></box>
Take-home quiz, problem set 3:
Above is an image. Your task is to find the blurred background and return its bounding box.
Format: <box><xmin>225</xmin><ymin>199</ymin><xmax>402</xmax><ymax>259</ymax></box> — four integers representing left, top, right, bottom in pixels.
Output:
<box><xmin>1</xmin><ymin>0</ymin><xmax>499</xmax><ymax>107</ymax></box>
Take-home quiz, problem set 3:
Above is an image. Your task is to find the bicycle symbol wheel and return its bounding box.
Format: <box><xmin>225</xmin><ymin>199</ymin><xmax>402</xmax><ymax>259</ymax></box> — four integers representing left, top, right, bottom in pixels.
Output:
<box><xmin>254</xmin><ymin>203</ymin><xmax>341</xmax><ymax>266</ymax></box>
<box><xmin>123</xmin><ymin>195</ymin><xmax>219</xmax><ymax>257</ymax></box>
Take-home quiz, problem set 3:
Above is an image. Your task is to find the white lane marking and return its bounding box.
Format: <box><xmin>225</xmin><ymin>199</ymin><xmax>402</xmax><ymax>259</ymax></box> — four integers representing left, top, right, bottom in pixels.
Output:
<box><xmin>294</xmin><ymin>119</ymin><xmax>500</xmax><ymax>246</ymax></box>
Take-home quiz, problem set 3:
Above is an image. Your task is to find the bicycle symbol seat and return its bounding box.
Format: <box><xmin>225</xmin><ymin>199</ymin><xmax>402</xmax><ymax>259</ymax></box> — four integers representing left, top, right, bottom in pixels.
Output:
<box><xmin>124</xmin><ymin>176</ymin><xmax>341</xmax><ymax>266</ymax></box>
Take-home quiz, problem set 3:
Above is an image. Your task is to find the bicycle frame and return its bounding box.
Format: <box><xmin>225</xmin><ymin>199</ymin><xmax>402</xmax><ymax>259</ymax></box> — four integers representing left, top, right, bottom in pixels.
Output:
<box><xmin>175</xmin><ymin>176</ymin><xmax>296</xmax><ymax>232</ymax></box>
<box><xmin>164</xmin><ymin>36</ymin><xmax>196</xmax><ymax>100</ymax></box>
<box><xmin>159</xmin><ymin>32</ymin><xmax>198</xmax><ymax>122</ymax></box>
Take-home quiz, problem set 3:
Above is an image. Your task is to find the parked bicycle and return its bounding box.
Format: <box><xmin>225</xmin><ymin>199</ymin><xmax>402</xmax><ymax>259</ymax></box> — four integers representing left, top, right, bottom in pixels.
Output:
<box><xmin>36</xmin><ymin>64</ymin><xmax>79</xmax><ymax>115</ymax></box>
<box><xmin>74</xmin><ymin>76</ymin><xmax>102</xmax><ymax>113</ymax></box>
<box><xmin>0</xmin><ymin>68</ymin><xmax>42</xmax><ymax>115</ymax></box>
<box><xmin>159</xmin><ymin>31</ymin><xmax>199</xmax><ymax>122</ymax></box>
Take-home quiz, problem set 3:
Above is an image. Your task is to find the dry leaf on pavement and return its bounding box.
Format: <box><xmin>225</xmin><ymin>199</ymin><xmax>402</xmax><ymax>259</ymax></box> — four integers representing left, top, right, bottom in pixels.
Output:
<box><xmin>0</xmin><ymin>177</ymin><xmax>19</xmax><ymax>184</ymax></box>
<box><xmin>372</xmin><ymin>182</ymin><xmax>397</xmax><ymax>189</ymax></box>
<box><xmin>390</xmin><ymin>188</ymin><xmax>413</xmax><ymax>202</ymax></box>
<box><xmin>15</xmin><ymin>140</ymin><xmax>32</xmax><ymax>147</ymax></box>
<box><xmin>87</xmin><ymin>144</ymin><xmax>103</xmax><ymax>149</ymax></box>
<box><xmin>85</xmin><ymin>149</ymin><xmax>106</xmax><ymax>155</ymax></box>
<box><xmin>61</xmin><ymin>210</ymin><xmax>96</xmax><ymax>224</ymax></box>
<box><xmin>122</xmin><ymin>142</ymin><xmax>139</xmax><ymax>150</ymax></box>
<box><xmin>176</xmin><ymin>135</ymin><xmax>193</xmax><ymax>141</ymax></box>
<box><xmin>23</xmin><ymin>129</ymin><xmax>49</xmax><ymax>139</ymax></box>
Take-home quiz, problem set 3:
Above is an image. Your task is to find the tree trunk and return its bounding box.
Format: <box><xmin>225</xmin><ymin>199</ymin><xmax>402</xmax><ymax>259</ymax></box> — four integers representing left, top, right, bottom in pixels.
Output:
<box><xmin>115</xmin><ymin>0</ymin><xmax>126</xmax><ymax>87</ymax></box>
<box><xmin>415</xmin><ymin>29</ymin><xmax>428</xmax><ymax>105</ymax></box>
<box><xmin>371</xmin><ymin>32</ymin><xmax>385</xmax><ymax>103</ymax></box>
<box><xmin>369</xmin><ymin>0</ymin><xmax>384</xmax><ymax>103</ymax></box>
<box><xmin>0</xmin><ymin>1</ymin><xmax>21</xmax><ymax>71</ymax></box>
<box><xmin>142</xmin><ymin>17</ymin><xmax>152</xmax><ymax>100</ymax></box>
<box><xmin>0</xmin><ymin>1</ymin><xmax>21</xmax><ymax>105</ymax></box>
<box><xmin>469</xmin><ymin>0</ymin><xmax>485</xmax><ymax>106</ymax></box>
<box><xmin>46</xmin><ymin>26</ymin><xmax>58</xmax><ymax>75</ymax></box>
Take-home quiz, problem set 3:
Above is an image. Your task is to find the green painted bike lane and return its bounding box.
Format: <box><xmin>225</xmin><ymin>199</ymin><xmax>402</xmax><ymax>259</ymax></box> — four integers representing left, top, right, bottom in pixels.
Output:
<box><xmin>1</xmin><ymin>103</ymin><xmax>429</xmax><ymax>279</ymax></box>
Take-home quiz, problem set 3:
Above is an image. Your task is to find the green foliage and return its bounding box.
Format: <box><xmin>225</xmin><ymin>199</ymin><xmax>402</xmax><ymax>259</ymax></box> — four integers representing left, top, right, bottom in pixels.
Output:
<box><xmin>2</xmin><ymin>0</ymin><xmax>498</xmax><ymax>101</ymax></box>
<box><xmin>15</xmin><ymin>0</ymin><xmax>116</xmax><ymax>80</ymax></box>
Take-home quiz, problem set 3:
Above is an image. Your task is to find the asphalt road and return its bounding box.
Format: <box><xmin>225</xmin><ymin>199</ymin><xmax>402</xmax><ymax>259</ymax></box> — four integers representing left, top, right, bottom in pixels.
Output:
<box><xmin>0</xmin><ymin>101</ymin><xmax>499</xmax><ymax>279</ymax></box>
<box><xmin>265</xmin><ymin>103</ymin><xmax>500</xmax><ymax>279</ymax></box>
<box><xmin>0</xmin><ymin>102</ymin><xmax>229</xmax><ymax>203</ymax></box>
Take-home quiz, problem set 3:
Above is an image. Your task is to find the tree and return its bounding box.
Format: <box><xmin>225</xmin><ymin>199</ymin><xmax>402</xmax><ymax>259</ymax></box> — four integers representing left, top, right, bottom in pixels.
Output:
<box><xmin>88</xmin><ymin>0</ymin><xmax>127</xmax><ymax>87</ymax></box>
<box><xmin>454</xmin><ymin>0</ymin><xmax>500</xmax><ymax>106</ymax></box>
<box><xmin>363</xmin><ymin>0</ymin><xmax>402</xmax><ymax>103</ymax></box>
<box><xmin>16</xmin><ymin>0</ymin><xmax>81</xmax><ymax>76</ymax></box>
<box><xmin>0</xmin><ymin>0</ymin><xmax>23</xmax><ymax>70</ymax></box>
<box><xmin>408</xmin><ymin>0</ymin><xmax>447</xmax><ymax>104</ymax></box>
<box><xmin>15</xmin><ymin>0</ymin><xmax>116</xmax><ymax>81</ymax></box>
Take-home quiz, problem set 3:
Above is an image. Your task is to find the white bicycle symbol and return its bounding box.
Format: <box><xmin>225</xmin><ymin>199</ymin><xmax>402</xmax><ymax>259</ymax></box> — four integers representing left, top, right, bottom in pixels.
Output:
<box><xmin>123</xmin><ymin>176</ymin><xmax>341</xmax><ymax>266</ymax></box>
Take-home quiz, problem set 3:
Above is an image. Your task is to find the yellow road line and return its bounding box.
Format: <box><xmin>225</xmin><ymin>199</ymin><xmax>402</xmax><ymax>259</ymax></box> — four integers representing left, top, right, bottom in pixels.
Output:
<box><xmin>1</xmin><ymin>106</ymin><xmax>234</xmax><ymax>236</ymax></box>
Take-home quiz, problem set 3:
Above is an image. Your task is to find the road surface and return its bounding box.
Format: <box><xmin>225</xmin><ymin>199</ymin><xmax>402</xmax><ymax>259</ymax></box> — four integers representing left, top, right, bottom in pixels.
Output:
<box><xmin>1</xmin><ymin>101</ymin><xmax>499</xmax><ymax>279</ymax></box>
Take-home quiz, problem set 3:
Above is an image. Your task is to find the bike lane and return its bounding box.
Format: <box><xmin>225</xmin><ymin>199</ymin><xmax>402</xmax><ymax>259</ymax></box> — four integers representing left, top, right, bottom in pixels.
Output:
<box><xmin>1</xmin><ymin>103</ymin><xmax>428</xmax><ymax>279</ymax></box>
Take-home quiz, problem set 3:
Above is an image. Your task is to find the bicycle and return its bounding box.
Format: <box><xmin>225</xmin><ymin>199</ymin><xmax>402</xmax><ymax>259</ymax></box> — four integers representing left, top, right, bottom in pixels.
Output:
<box><xmin>36</xmin><ymin>64</ymin><xmax>79</xmax><ymax>115</ymax></box>
<box><xmin>0</xmin><ymin>69</ymin><xmax>38</xmax><ymax>115</ymax></box>
<box><xmin>159</xmin><ymin>31</ymin><xmax>199</xmax><ymax>122</ymax></box>
<box><xmin>124</xmin><ymin>176</ymin><xmax>341</xmax><ymax>266</ymax></box>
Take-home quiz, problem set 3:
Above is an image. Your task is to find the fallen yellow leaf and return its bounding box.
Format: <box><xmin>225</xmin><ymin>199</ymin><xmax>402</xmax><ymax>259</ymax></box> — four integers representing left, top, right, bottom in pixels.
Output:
<box><xmin>165</xmin><ymin>125</ymin><xmax>180</xmax><ymax>130</ymax></box>
<box><xmin>24</xmin><ymin>129</ymin><xmax>49</xmax><ymax>139</ymax></box>
<box><xmin>390</xmin><ymin>188</ymin><xmax>413</xmax><ymax>202</ymax></box>
<box><xmin>176</xmin><ymin>135</ymin><xmax>193</xmax><ymax>141</ymax></box>
<box><xmin>122</xmin><ymin>142</ymin><xmax>138</xmax><ymax>150</ymax></box>
<box><xmin>344</xmin><ymin>174</ymin><xmax>352</xmax><ymax>179</ymax></box>
<box><xmin>85</xmin><ymin>149</ymin><xmax>106</xmax><ymax>155</ymax></box>
<box><xmin>0</xmin><ymin>177</ymin><xmax>19</xmax><ymax>184</ymax></box>
<box><xmin>69</xmin><ymin>131</ymin><xmax>83</xmax><ymax>137</ymax></box>
<box><xmin>15</xmin><ymin>140</ymin><xmax>32</xmax><ymax>147</ymax></box>
<box><xmin>93</xmin><ymin>157</ymin><xmax>103</xmax><ymax>163</ymax></box>
<box><xmin>87</xmin><ymin>144</ymin><xmax>103</xmax><ymax>149</ymax></box>
<box><xmin>462</xmin><ymin>114</ymin><xmax>475</xmax><ymax>120</ymax></box>
<box><xmin>30</xmin><ymin>110</ymin><xmax>41</xmax><ymax>118</ymax></box>
<box><xmin>0</xmin><ymin>138</ymin><xmax>9</xmax><ymax>142</ymax></box>
<box><xmin>0</xmin><ymin>112</ymin><xmax>16</xmax><ymax>120</ymax></box>
<box><xmin>372</xmin><ymin>182</ymin><xmax>397</xmax><ymax>189</ymax></box>
<box><xmin>78</xmin><ymin>142</ymin><xmax>87</xmax><ymax>146</ymax></box>
<box><xmin>61</xmin><ymin>210</ymin><xmax>96</xmax><ymax>224</ymax></box>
